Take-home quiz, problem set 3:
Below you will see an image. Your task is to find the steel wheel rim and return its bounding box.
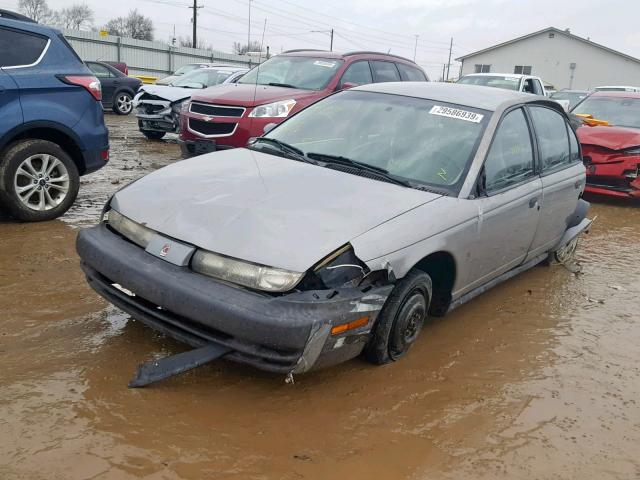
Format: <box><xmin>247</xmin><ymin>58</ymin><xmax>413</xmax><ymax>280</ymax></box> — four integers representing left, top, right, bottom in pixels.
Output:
<box><xmin>14</xmin><ymin>154</ymin><xmax>70</xmax><ymax>211</ymax></box>
<box><xmin>117</xmin><ymin>94</ymin><xmax>132</xmax><ymax>113</ymax></box>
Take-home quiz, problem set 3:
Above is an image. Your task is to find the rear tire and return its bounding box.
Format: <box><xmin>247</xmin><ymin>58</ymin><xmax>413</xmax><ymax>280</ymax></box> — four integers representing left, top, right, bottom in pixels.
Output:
<box><xmin>141</xmin><ymin>130</ymin><xmax>166</xmax><ymax>140</ymax></box>
<box><xmin>0</xmin><ymin>140</ymin><xmax>80</xmax><ymax>222</ymax></box>
<box><xmin>364</xmin><ymin>269</ymin><xmax>432</xmax><ymax>365</ymax></box>
<box><xmin>113</xmin><ymin>91</ymin><xmax>133</xmax><ymax>115</ymax></box>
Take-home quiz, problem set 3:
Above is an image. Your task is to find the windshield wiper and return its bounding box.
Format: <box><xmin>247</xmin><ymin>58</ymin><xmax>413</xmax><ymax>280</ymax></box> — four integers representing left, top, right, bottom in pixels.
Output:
<box><xmin>249</xmin><ymin>138</ymin><xmax>317</xmax><ymax>164</ymax></box>
<box><xmin>266</xmin><ymin>82</ymin><xmax>298</xmax><ymax>89</ymax></box>
<box><xmin>306</xmin><ymin>152</ymin><xmax>413</xmax><ymax>188</ymax></box>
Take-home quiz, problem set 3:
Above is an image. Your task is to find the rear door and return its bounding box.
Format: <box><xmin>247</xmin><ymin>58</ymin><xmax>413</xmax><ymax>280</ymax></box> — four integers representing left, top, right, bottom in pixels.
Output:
<box><xmin>526</xmin><ymin>105</ymin><xmax>585</xmax><ymax>257</ymax></box>
<box><xmin>463</xmin><ymin>107</ymin><xmax>542</xmax><ymax>292</ymax></box>
<box><xmin>0</xmin><ymin>68</ymin><xmax>23</xmax><ymax>144</ymax></box>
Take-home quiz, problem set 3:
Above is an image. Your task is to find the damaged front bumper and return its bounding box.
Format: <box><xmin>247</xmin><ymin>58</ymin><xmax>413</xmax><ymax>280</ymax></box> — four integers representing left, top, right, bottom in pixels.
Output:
<box><xmin>584</xmin><ymin>154</ymin><xmax>640</xmax><ymax>199</ymax></box>
<box><xmin>76</xmin><ymin>223</ymin><xmax>392</xmax><ymax>374</ymax></box>
<box><xmin>134</xmin><ymin>98</ymin><xmax>182</xmax><ymax>134</ymax></box>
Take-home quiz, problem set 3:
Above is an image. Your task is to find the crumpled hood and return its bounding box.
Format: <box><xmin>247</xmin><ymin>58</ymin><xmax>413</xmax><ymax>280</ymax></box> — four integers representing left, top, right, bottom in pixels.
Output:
<box><xmin>136</xmin><ymin>85</ymin><xmax>195</xmax><ymax>103</ymax></box>
<box><xmin>190</xmin><ymin>83</ymin><xmax>321</xmax><ymax>108</ymax></box>
<box><xmin>111</xmin><ymin>149</ymin><xmax>441</xmax><ymax>272</ymax></box>
<box><xmin>577</xmin><ymin>125</ymin><xmax>640</xmax><ymax>151</ymax></box>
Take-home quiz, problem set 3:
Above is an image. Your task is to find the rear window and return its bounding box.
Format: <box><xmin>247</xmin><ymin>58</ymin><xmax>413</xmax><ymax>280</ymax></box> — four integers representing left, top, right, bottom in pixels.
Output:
<box><xmin>458</xmin><ymin>75</ymin><xmax>520</xmax><ymax>91</ymax></box>
<box><xmin>397</xmin><ymin>63</ymin><xmax>427</xmax><ymax>82</ymax></box>
<box><xmin>0</xmin><ymin>27</ymin><xmax>48</xmax><ymax>68</ymax></box>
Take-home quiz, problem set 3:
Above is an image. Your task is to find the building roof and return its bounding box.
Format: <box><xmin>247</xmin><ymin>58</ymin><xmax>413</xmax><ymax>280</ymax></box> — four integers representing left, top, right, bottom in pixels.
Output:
<box><xmin>455</xmin><ymin>27</ymin><xmax>640</xmax><ymax>66</ymax></box>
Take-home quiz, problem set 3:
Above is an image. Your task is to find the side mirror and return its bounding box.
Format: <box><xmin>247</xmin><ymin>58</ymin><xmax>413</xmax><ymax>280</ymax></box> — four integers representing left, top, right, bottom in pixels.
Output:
<box><xmin>263</xmin><ymin>123</ymin><xmax>277</xmax><ymax>135</ymax></box>
<box><xmin>338</xmin><ymin>81</ymin><xmax>358</xmax><ymax>91</ymax></box>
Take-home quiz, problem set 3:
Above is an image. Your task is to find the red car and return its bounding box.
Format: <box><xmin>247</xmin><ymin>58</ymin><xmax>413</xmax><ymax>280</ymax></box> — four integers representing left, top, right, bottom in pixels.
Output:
<box><xmin>572</xmin><ymin>91</ymin><xmax>640</xmax><ymax>199</ymax></box>
<box><xmin>178</xmin><ymin>50</ymin><xmax>428</xmax><ymax>157</ymax></box>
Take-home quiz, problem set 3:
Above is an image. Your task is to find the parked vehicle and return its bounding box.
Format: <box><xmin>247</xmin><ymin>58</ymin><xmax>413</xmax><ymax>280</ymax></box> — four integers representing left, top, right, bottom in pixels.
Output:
<box><xmin>155</xmin><ymin>63</ymin><xmax>234</xmax><ymax>86</ymax></box>
<box><xmin>0</xmin><ymin>13</ymin><xmax>109</xmax><ymax>221</ymax></box>
<box><xmin>104</xmin><ymin>61</ymin><xmax>128</xmax><ymax>75</ymax></box>
<box><xmin>85</xmin><ymin>61</ymin><xmax>142</xmax><ymax>115</ymax></box>
<box><xmin>550</xmin><ymin>89</ymin><xmax>591</xmax><ymax>111</ymax></box>
<box><xmin>572</xmin><ymin>91</ymin><xmax>640</xmax><ymax>199</ymax></box>
<box><xmin>134</xmin><ymin>65</ymin><xmax>248</xmax><ymax>139</ymax></box>
<box><xmin>594</xmin><ymin>86</ymin><xmax>640</xmax><ymax>92</ymax></box>
<box><xmin>77</xmin><ymin>83</ymin><xmax>591</xmax><ymax>381</ymax></box>
<box><xmin>457</xmin><ymin>73</ymin><xmax>547</xmax><ymax>96</ymax></box>
<box><xmin>178</xmin><ymin>50</ymin><xmax>428</xmax><ymax>157</ymax></box>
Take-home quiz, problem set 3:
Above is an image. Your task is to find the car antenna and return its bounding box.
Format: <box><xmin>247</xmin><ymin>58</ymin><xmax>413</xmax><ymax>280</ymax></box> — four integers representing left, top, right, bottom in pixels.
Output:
<box><xmin>248</xmin><ymin>18</ymin><xmax>268</xmax><ymax>137</ymax></box>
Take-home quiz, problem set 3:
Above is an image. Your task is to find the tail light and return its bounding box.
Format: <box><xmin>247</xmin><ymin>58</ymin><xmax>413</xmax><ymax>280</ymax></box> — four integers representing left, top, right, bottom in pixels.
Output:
<box><xmin>58</xmin><ymin>75</ymin><xmax>102</xmax><ymax>101</ymax></box>
<box><xmin>124</xmin><ymin>66</ymin><xmax>129</xmax><ymax>76</ymax></box>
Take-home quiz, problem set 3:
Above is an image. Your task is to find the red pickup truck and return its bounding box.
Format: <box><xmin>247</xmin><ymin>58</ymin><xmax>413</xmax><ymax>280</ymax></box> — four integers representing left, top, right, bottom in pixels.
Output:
<box><xmin>178</xmin><ymin>50</ymin><xmax>428</xmax><ymax>157</ymax></box>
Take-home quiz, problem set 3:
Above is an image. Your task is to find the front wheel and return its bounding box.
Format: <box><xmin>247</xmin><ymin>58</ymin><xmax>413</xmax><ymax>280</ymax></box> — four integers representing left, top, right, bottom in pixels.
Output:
<box><xmin>113</xmin><ymin>92</ymin><xmax>133</xmax><ymax>115</ymax></box>
<box><xmin>364</xmin><ymin>269</ymin><xmax>432</xmax><ymax>365</ymax></box>
<box><xmin>140</xmin><ymin>130</ymin><xmax>166</xmax><ymax>140</ymax></box>
<box><xmin>0</xmin><ymin>139</ymin><xmax>80</xmax><ymax>221</ymax></box>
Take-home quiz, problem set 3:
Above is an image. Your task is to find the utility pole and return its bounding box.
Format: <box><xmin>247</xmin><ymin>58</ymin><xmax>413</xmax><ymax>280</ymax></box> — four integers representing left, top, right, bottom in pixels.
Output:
<box><xmin>189</xmin><ymin>0</ymin><xmax>203</xmax><ymax>48</ymax></box>
<box><xmin>445</xmin><ymin>37</ymin><xmax>453</xmax><ymax>81</ymax></box>
<box><xmin>247</xmin><ymin>0</ymin><xmax>252</xmax><ymax>53</ymax></box>
<box><xmin>442</xmin><ymin>63</ymin><xmax>446</xmax><ymax>82</ymax></box>
<box><xmin>330</xmin><ymin>28</ymin><xmax>334</xmax><ymax>52</ymax></box>
<box><xmin>413</xmin><ymin>34</ymin><xmax>418</xmax><ymax>62</ymax></box>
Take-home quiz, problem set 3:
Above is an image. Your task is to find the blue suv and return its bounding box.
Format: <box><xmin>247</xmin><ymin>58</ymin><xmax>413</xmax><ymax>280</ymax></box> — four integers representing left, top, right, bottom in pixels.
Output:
<box><xmin>0</xmin><ymin>10</ymin><xmax>109</xmax><ymax>221</ymax></box>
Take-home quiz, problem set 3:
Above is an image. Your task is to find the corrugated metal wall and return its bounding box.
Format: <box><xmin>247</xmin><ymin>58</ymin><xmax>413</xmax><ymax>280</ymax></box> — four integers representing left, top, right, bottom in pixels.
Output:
<box><xmin>62</xmin><ymin>29</ymin><xmax>254</xmax><ymax>77</ymax></box>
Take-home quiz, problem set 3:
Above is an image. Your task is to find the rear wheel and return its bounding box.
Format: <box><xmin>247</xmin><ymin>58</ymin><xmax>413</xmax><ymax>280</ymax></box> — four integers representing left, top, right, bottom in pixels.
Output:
<box><xmin>0</xmin><ymin>140</ymin><xmax>79</xmax><ymax>221</ymax></box>
<box><xmin>364</xmin><ymin>269</ymin><xmax>432</xmax><ymax>365</ymax></box>
<box><xmin>553</xmin><ymin>236</ymin><xmax>579</xmax><ymax>264</ymax></box>
<box><xmin>113</xmin><ymin>92</ymin><xmax>133</xmax><ymax>115</ymax></box>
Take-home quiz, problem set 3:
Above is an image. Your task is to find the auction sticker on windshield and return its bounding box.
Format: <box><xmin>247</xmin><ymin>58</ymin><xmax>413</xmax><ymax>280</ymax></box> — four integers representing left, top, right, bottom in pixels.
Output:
<box><xmin>429</xmin><ymin>105</ymin><xmax>484</xmax><ymax>123</ymax></box>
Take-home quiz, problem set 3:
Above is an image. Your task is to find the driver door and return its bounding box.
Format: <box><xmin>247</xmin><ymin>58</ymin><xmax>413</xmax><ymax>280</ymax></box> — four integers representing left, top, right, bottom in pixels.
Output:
<box><xmin>462</xmin><ymin>107</ymin><xmax>542</xmax><ymax>293</ymax></box>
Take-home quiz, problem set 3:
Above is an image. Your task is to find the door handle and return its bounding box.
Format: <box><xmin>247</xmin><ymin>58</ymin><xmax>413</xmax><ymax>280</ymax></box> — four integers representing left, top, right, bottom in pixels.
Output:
<box><xmin>529</xmin><ymin>197</ymin><xmax>538</xmax><ymax>208</ymax></box>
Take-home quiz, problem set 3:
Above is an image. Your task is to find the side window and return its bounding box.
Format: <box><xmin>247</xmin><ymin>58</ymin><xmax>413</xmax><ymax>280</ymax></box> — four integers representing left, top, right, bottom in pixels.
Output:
<box><xmin>523</xmin><ymin>79</ymin><xmax>535</xmax><ymax>94</ymax></box>
<box><xmin>475</xmin><ymin>64</ymin><xmax>490</xmax><ymax>73</ymax></box>
<box><xmin>370</xmin><ymin>61</ymin><xmax>401</xmax><ymax>83</ymax></box>
<box><xmin>568</xmin><ymin>123</ymin><xmax>581</xmax><ymax>162</ymax></box>
<box><xmin>339</xmin><ymin>61</ymin><xmax>372</xmax><ymax>87</ymax></box>
<box><xmin>484</xmin><ymin>108</ymin><xmax>535</xmax><ymax>192</ymax></box>
<box><xmin>0</xmin><ymin>28</ymin><xmax>48</xmax><ymax>68</ymax></box>
<box><xmin>87</xmin><ymin>63</ymin><xmax>112</xmax><ymax>78</ymax></box>
<box><xmin>396</xmin><ymin>63</ymin><xmax>427</xmax><ymax>81</ymax></box>
<box><xmin>529</xmin><ymin>106</ymin><xmax>571</xmax><ymax>171</ymax></box>
<box><xmin>533</xmin><ymin>80</ymin><xmax>544</xmax><ymax>95</ymax></box>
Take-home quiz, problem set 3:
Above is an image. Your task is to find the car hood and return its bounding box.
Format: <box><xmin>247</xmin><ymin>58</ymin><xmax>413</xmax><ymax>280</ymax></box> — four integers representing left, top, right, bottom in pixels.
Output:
<box><xmin>577</xmin><ymin>125</ymin><xmax>640</xmax><ymax>150</ymax></box>
<box><xmin>111</xmin><ymin>149</ymin><xmax>441</xmax><ymax>272</ymax></box>
<box><xmin>136</xmin><ymin>85</ymin><xmax>195</xmax><ymax>103</ymax></box>
<box><xmin>190</xmin><ymin>83</ymin><xmax>322</xmax><ymax>107</ymax></box>
<box><xmin>155</xmin><ymin>75</ymin><xmax>178</xmax><ymax>86</ymax></box>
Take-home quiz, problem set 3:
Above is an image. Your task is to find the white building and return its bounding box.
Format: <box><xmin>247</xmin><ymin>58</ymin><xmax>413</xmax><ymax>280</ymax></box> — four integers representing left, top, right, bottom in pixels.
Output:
<box><xmin>456</xmin><ymin>27</ymin><xmax>640</xmax><ymax>90</ymax></box>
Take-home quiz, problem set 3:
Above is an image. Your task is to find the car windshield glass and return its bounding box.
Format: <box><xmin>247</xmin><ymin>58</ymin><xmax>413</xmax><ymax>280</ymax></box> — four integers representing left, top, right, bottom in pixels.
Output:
<box><xmin>238</xmin><ymin>56</ymin><xmax>343</xmax><ymax>90</ymax></box>
<box><xmin>264</xmin><ymin>90</ymin><xmax>489</xmax><ymax>193</ymax></box>
<box><xmin>458</xmin><ymin>75</ymin><xmax>520</xmax><ymax>91</ymax></box>
<box><xmin>551</xmin><ymin>91</ymin><xmax>588</xmax><ymax>108</ymax></box>
<box><xmin>173</xmin><ymin>64</ymin><xmax>201</xmax><ymax>76</ymax></box>
<box><xmin>173</xmin><ymin>69</ymin><xmax>232</xmax><ymax>87</ymax></box>
<box><xmin>573</xmin><ymin>96</ymin><xmax>640</xmax><ymax>129</ymax></box>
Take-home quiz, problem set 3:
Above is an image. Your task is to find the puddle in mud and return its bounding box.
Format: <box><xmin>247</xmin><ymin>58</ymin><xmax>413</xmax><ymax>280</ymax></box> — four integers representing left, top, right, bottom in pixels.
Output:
<box><xmin>1</xmin><ymin>114</ymin><xmax>639</xmax><ymax>479</ymax></box>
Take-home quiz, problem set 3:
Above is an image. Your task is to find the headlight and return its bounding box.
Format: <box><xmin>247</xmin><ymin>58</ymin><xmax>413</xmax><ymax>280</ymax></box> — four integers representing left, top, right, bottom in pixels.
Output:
<box><xmin>107</xmin><ymin>209</ymin><xmax>155</xmax><ymax>248</ymax></box>
<box><xmin>623</xmin><ymin>147</ymin><xmax>640</xmax><ymax>156</ymax></box>
<box><xmin>173</xmin><ymin>100</ymin><xmax>186</xmax><ymax>112</ymax></box>
<box><xmin>313</xmin><ymin>245</ymin><xmax>368</xmax><ymax>288</ymax></box>
<box><xmin>181</xmin><ymin>100</ymin><xmax>191</xmax><ymax>113</ymax></box>
<box><xmin>248</xmin><ymin>99</ymin><xmax>296</xmax><ymax>118</ymax></box>
<box><xmin>192</xmin><ymin>249</ymin><xmax>304</xmax><ymax>292</ymax></box>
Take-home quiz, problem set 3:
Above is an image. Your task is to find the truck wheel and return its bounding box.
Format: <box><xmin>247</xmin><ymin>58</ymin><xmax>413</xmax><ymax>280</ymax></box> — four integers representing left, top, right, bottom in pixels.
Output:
<box><xmin>0</xmin><ymin>140</ymin><xmax>80</xmax><ymax>222</ymax></box>
<box><xmin>113</xmin><ymin>92</ymin><xmax>133</xmax><ymax>115</ymax></box>
<box><xmin>364</xmin><ymin>269</ymin><xmax>432</xmax><ymax>365</ymax></box>
<box><xmin>141</xmin><ymin>130</ymin><xmax>166</xmax><ymax>140</ymax></box>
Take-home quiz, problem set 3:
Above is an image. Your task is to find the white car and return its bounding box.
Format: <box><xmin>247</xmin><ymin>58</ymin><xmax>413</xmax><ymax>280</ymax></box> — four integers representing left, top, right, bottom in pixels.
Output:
<box><xmin>594</xmin><ymin>85</ymin><xmax>640</xmax><ymax>92</ymax></box>
<box><xmin>458</xmin><ymin>73</ymin><xmax>547</xmax><ymax>96</ymax></box>
<box><xmin>134</xmin><ymin>66</ymin><xmax>248</xmax><ymax>139</ymax></box>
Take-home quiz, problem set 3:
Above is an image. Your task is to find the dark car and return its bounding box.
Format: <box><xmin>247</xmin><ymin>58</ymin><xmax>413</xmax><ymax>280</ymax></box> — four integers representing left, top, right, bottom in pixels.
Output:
<box><xmin>178</xmin><ymin>50</ymin><xmax>428</xmax><ymax>157</ymax></box>
<box><xmin>0</xmin><ymin>12</ymin><xmax>109</xmax><ymax>221</ymax></box>
<box><xmin>86</xmin><ymin>61</ymin><xmax>142</xmax><ymax>115</ymax></box>
<box><xmin>550</xmin><ymin>89</ymin><xmax>590</xmax><ymax>110</ymax></box>
<box><xmin>104</xmin><ymin>61</ymin><xmax>128</xmax><ymax>75</ymax></box>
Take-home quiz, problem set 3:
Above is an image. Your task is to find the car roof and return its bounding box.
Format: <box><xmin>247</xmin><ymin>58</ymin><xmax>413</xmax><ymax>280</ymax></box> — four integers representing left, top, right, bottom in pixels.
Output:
<box><xmin>588</xmin><ymin>91</ymin><xmax>640</xmax><ymax>99</ymax></box>
<box><xmin>354</xmin><ymin>82</ymin><xmax>554</xmax><ymax>112</ymax></box>
<box><xmin>595</xmin><ymin>85</ymin><xmax>638</xmax><ymax>89</ymax></box>
<box><xmin>463</xmin><ymin>73</ymin><xmax>540</xmax><ymax>80</ymax></box>
<box><xmin>279</xmin><ymin>49</ymin><xmax>417</xmax><ymax>65</ymax></box>
<box><xmin>558</xmin><ymin>89</ymin><xmax>591</xmax><ymax>93</ymax></box>
<box><xmin>0</xmin><ymin>15</ymin><xmax>60</xmax><ymax>36</ymax></box>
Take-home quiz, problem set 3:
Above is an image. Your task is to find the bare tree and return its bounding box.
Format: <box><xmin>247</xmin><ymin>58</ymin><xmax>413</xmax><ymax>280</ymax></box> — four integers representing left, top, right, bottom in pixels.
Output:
<box><xmin>178</xmin><ymin>36</ymin><xmax>212</xmax><ymax>50</ymax></box>
<box><xmin>57</xmin><ymin>4</ymin><xmax>94</xmax><ymax>30</ymax></box>
<box><xmin>104</xmin><ymin>10</ymin><xmax>154</xmax><ymax>40</ymax></box>
<box><xmin>18</xmin><ymin>0</ymin><xmax>53</xmax><ymax>22</ymax></box>
<box><xmin>232</xmin><ymin>40</ymin><xmax>263</xmax><ymax>55</ymax></box>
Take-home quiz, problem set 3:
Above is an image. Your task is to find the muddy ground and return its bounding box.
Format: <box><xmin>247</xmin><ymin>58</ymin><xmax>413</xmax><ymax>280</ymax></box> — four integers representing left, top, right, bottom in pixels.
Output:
<box><xmin>1</xmin><ymin>114</ymin><xmax>639</xmax><ymax>480</ymax></box>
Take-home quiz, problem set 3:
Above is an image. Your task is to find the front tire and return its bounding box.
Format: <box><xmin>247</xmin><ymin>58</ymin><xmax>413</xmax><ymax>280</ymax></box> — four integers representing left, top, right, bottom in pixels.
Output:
<box><xmin>113</xmin><ymin>91</ymin><xmax>133</xmax><ymax>115</ymax></box>
<box><xmin>364</xmin><ymin>269</ymin><xmax>432</xmax><ymax>365</ymax></box>
<box><xmin>0</xmin><ymin>140</ymin><xmax>80</xmax><ymax>222</ymax></box>
<box><xmin>141</xmin><ymin>130</ymin><xmax>166</xmax><ymax>140</ymax></box>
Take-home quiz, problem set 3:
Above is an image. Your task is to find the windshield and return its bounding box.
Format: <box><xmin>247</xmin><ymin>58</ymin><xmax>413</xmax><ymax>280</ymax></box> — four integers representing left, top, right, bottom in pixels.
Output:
<box><xmin>173</xmin><ymin>64</ymin><xmax>202</xmax><ymax>76</ymax></box>
<box><xmin>262</xmin><ymin>90</ymin><xmax>489</xmax><ymax>193</ymax></box>
<box><xmin>238</xmin><ymin>56</ymin><xmax>343</xmax><ymax>90</ymax></box>
<box><xmin>573</xmin><ymin>96</ymin><xmax>640</xmax><ymax>129</ymax></box>
<box><xmin>458</xmin><ymin>75</ymin><xmax>520</xmax><ymax>91</ymax></box>
<box><xmin>173</xmin><ymin>69</ymin><xmax>232</xmax><ymax>88</ymax></box>
<box><xmin>551</xmin><ymin>91</ymin><xmax>589</xmax><ymax>109</ymax></box>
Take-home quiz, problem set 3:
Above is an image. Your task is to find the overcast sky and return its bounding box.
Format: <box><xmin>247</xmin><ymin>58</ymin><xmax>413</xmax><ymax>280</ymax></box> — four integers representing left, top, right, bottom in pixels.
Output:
<box><xmin>2</xmin><ymin>0</ymin><xmax>639</xmax><ymax>79</ymax></box>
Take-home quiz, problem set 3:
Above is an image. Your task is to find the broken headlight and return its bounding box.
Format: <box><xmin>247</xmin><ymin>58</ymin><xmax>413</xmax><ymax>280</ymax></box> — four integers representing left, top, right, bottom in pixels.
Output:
<box><xmin>107</xmin><ymin>209</ymin><xmax>155</xmax><ymax>248</ymax></box>
<box><xmin>308</xmin><ymin>245</ymin><xmax>369</xmax><ymax>289</ymax></box>
<box><xmin>191</xmin><ymin>249</ymin><xmax>304</xmax><ymax>292</ymax></box>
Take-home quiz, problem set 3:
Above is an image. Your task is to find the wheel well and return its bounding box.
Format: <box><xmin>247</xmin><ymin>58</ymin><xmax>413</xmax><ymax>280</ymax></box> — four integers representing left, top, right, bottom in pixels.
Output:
<box><xmin>413</xmin><ymin>251</ymin><xmax>456</xmax><ymax>316</ymax></box>
<box><xmin>4</xmin><ymin>127</ymin><xmax>85</xmax><ymax>174</ymax></box>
